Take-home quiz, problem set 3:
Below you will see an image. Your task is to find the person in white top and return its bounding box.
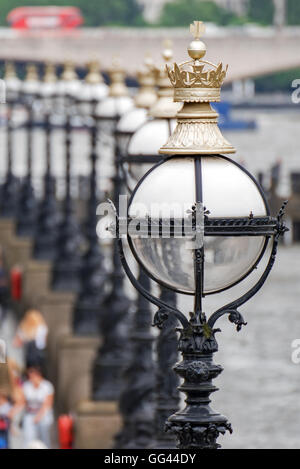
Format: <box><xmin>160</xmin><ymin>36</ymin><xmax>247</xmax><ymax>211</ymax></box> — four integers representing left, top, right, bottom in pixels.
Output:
<box><xmin>20</xmin><ymin>367</ymin><xmax>54</xmax><ymax>449</ymax></box>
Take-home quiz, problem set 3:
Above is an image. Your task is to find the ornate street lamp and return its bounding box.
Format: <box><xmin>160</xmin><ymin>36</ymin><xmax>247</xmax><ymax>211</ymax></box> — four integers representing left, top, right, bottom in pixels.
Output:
<box><xmin>33</xmin><ymin>63</ymin><xmax>61</xmax><ymax>261</ymax></box>
<box><xmin>79</xmin><ymin>60</ymin><xmax>108</xmax><ymax>117</ymax></box>
<box><xmin>119</xmin><ymin>41</ymin><xmax>181</xmax><ymax>191</ymax></box>
<box><xmin>16</xmin><ymin>64</ymin><xmax>40</xmax><ymax>236</ymax></box>
<box><xmin>115</xmin><ymin>47</ymin><xmax>181</xmax><ymax>449</ymax></box>
<box><xmin>0</xmin><ymin>62</ymin><xmax>21</xmax><ymax>217</ymax></box>
<box><xmin>51</xmin><ymin>62</ymin><xmax>82</xmax><ymax>291</ymax></box>
<box><xmin>92</xmin><ymin>59</ymin><xmax>134</xmax><ymax>401</ymax></box>
<box><xmin>72</xmin><ymin>61</ymin><xmax>109</xmax><ymax>335</ymax></box>
<box><xmin>112</xmin><ymin>21</ymin><xmax>288</xmax><ymax>449</ymax></box>
<box><xmin>114</xmin><ymin>57</ymin><xmax>157</xmax><ymax>449</ymax></box>
<box><xmin>116</xmin><ymin>53</ymin><xmax>157</xmax><ymax>164</ymax></box>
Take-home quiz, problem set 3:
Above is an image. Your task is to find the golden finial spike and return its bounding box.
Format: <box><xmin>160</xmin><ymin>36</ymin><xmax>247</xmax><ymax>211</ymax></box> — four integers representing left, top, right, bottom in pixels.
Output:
<box><xmin>25</xmin><ymin>64</ymin><xmax>39</xmax><ymax>82</ymax></box>
<box><xmin>43</xmin><ymin>63</ymin><xmax>57</xmax><ymax>83</ymax></box>
<box><xmin>190</xmin><ymin>21</ymin><xmax>206</xmax><ymax>40</ymax></box>
<box><xmin>144</xmin><ymin>51</ymin><xmax>154</xmax><ymax>70</ymax></box>
<box><xmin>85</xmin><ymin>60</ymin><xmax>104</xmax><ymax>84</ymax></box>
<box><xmin>4</xmin><ymin>62</ymin><xmax>17</xmax><ymax>80</ymax></box>
<box><xmin>162</xmin><ymin>39</ymin><xmax>173</xmax><ymax>63</ymax></box>
<box><xmin>108</xmin><ymin>56</ymin><xmax>128</xmax><ymax>97</ymax></box>
<box><xmin>159</xmin><ymin>20</ymin><xmax>235</xmax><ymax>156</ymax></box>
<box><xmin>61</xmin><ymin>61</ymin><xmax>77</xmax><ymax>82</ymax></box>
<box><xmin>163</xmin><ymin>39</ymin><xmax>172</xmax><ymax>50</ymax></box>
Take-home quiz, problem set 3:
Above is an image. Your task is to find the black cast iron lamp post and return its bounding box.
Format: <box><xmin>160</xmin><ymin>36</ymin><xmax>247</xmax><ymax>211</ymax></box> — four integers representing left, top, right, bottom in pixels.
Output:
<box><xmin>51</xmin><ymin>62</ymin><xmax>82</xmax><ymax>291</ymax></box>
<box><xmin>115</xmin><ymin>46</ymin><xmax>182</xmax><ymax>449</ymax></box>
<box><xmin>0</xmin><ymin>62</ymin><xmax>21</xmax><ymax>218</ymax></box>
<box><xmin>113</xmin><ymin>56</ymin><xmax>158</xmax><ymax>449</ymax></box>
<box><xmin>116</xmin><ymin>52</ymin><xmax>157</xmax><ymax>165</ymax></box>
<box><xmin>80</xmin><ymin>60</ymin><xmax>108</xmax><ymax>117</ymax></box>
<box><xmin>113</xmin><ymin>21</ymin><xmax>288</xmax><ymax>449</ymax></box>
<box><xmin>72</xmin><ymin>61</ymin><xmax>108</xmax><ymax>335</ymax></box>
<box><xmin>123</xmin><ymin>41</ymin><xmax>181</xmax><ymax>187</ymax></box>
<box><xmin>92</xmin><ymin>59</ymin><xmax>134</xmax><ymax>400</ymax></box>
<box><xmin>33</xmin><ymin>63</ymin><xmax>60</xmax><ymax>261</ymax></box>
<box><xmin>16</xmin><ymin>64</ymin><xmax>40</xmax><ymax>237</ymax></box>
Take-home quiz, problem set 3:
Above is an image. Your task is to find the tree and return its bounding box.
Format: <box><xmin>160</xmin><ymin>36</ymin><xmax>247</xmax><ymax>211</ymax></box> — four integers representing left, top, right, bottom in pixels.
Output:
<box><xmin>158</xmin><ymin>0</ymin><xmax>245</xmax><ymax>27</ymax></box>
<box><xmin>247</xmin><ymin>0</ymin><xmax>274</xmax><ymax>25</ymax></box>
<box><xmin>0</xmin><ymin>0</ymin><xmax>145</xmax><ymax>27</ymax></box>
<box><xmin>287</xmin><ymin>0</ymin><xmax>300</xmax><ymax>25</ymax></box>
<box><xmin>254</xmin><ymin>67</ymin><xmax>300</xmax><ymax>92</ymax></box>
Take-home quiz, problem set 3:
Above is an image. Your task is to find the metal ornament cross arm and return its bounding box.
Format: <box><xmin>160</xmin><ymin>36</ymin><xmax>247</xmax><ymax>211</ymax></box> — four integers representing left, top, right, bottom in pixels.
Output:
<box><xmin>208</xmin><ymin>201</ymin><xmax>289</xmax><ymax>330</ymax></box>
<box><xmin>109</xmin><ymin>200</ymin><xmax>287</xmax><ymax>331</ymax></box>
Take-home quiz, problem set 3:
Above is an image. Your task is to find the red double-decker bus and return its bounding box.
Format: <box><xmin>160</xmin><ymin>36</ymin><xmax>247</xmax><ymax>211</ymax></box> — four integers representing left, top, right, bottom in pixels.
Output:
<box><xmin>7</xmin><ymin>6</ymin><xmax>83</xmax><ymax>30</ymax></box>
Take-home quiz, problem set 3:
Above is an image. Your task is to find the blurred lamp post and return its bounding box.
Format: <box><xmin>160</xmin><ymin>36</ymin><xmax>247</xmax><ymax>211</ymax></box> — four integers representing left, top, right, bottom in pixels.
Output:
<box><xmin>114</xmin><ymin>57</ymin><xmax>157</xmax><ymax>449</ymax></box>
<box><xmin>113</xmin><ymin>21</ymin><xmax>288</xmax><ymax>449</ymax></box>
<box><xmin>51</xmin><ymin>62</ymin><xmax>82</xmax><ymax>291</ymax></box>
<box><xmin>73</xmin><ymin>61</ymin><xmax>108</xmax><ymax>335</ymax></box>
<box><xmin>115</xmin><ymin>45</ymin><xmax>181</xmax><ymax>449</ymax></box>
<box><xmin>33</xmin><ymin>63</ymin><xmax>61</xmax><ymax>261</ymax></box>
<box><xmin>0</xmin><ymin>63</ymin><xmax>21</xmax><ymax>218</ymax></box>
<box><xmin>92</xmin><ymin>59</ymin><xmax>134</xmax><ymax>401</ymax></box>
<box><xmin>16</xmin><ymin>64</ymin><xmax>40</xmax><ymax>237</ymax></box>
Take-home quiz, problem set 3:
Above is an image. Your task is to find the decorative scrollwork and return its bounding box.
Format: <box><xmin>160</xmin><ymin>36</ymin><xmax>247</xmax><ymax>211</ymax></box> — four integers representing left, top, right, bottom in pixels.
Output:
<box><xmin>276</xmin><ymin>200</ymin><xmax>289</xmax><ymax>238</ymax></box>
<box><xmin>178</xmin><ymin>323</ymin><xmax>221</xmax><ymax>355</ymax></box>
<box><xmin>153</xmin><ymin>307</ymin><xmax>170</xmax><ymax>329</ymax></box>
<box><xmin>227</xmin><ymin>309</ymin><xmax>248</xmax><ymax>332</ymax></box>
<box><xmin>208</xmin><ymin>202</ymin><xmax>288</xmax><ymax>331</ymax></box>
<box><xmin>174</xmin><ymin>360</ymin><xmax>223</xmax><ymax>383</ymax></box>
<box><xmin>165</xmin><ymin>421</ymin><xmax>232</xmax><ymax>450</ymax></box>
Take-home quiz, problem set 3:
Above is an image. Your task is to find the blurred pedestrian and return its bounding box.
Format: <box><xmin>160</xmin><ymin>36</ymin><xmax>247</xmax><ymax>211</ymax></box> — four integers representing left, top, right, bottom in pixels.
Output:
<box><xmin>13</xmin><ymin>310</ymin><xmax>48</xmax><ymax>373</ymax></box>
<box><xmin>19</xmin><ymin>366</ymin><xmax>54</xmax><ymax>449</ymax></box>
<box><xmin>0</xmin><ymin>391</ymin><xmax>11</xmax><ymax>449</ymax></box>
<box><xmin>6</xmin><ymin>359</ymin><xmax>24</xmax><ymax>449</ymax></box>
<box><xmin>0</xmin><ymin>363</ymin><xmax>14</xmax><ymax>449</ymax></box>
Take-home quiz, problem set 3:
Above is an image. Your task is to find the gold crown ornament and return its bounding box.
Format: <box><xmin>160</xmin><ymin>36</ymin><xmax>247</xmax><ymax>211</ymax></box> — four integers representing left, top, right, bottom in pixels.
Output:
<box><xmin>85</xmin><ymin>60</ymin><xmax>104</xmax><ymax>85</ymax></box>
<box><xmin>134</xmin><ymin>53</ymin><xmax>157</xmax><ymax>109</ymax></box>
<box><xmin>61</xmin><ymin>60</ymin><xmax>77</xmax><ymax>81</ymax></box>
<box><xmin>160</xmin><ymin>21</ymin><xmax>235</xmax><ymax>155</ymax></box>
<box><xmin>43</xmin><ymin>63</ymin><xmax>57</xmax><ymax>83</ymax></box>
<box><xmin>149</xmin><ymin>40</ymin><xmax>182</xmax><ymax>119</ymax></box>
<box><xmin>4</xmin><ymin>62</ymin><xmax>17</xmax><ymax>80</ymax></box>
<box><xmin>108</xmin><ymin>56</ymin><xmax>129</xmax><ymax>98</ymax></box>
<box><xmin>25</xmin><ymin>63</ymin><xmax>39</xmax><ymax>82</ymax></box>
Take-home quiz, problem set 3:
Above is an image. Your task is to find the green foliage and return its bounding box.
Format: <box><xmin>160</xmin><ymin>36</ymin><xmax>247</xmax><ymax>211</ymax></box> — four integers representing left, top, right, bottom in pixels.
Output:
<box><xmin>158</xmin><ymin>0</ymin><xmax>246</xmax><ymax>27</ymax></box>
<box><xmin>0</xmin><ymin>0</ymin><xmax>145</xmax><ymax>27</ymax></box>
<box><xmin>247</xmin><ymin>0</ymin><xmax>274</xmax><ymax>25</ymax></box>
<box><xmin>287</xmin><ymin>0</ymin><xmax>300</xmax><ymax>25</ymax></box>
<box><xmin>254</xmin><ymin>67</ymin><xmax>300</xmax><ymax>92</ymax></box>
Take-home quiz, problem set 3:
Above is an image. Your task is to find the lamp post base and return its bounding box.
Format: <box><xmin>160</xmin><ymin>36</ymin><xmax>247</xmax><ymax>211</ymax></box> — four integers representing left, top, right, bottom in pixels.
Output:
<box><xmin>16</xmin><ymin>176</ymin><xmax>37</xmax><ymax>237</ymax></box>
<box><xmin>33</xmin><ymin>236</ymin><xmax>58</xmax><ymax>262</ymax></box>
<box><xmin>166</xmin><ymin>321</ymin><xmax>232</xmax><ymax>450</ymax></box>
<box><xmin>92</xmin><ymin>288</ymin><xmax>132</xmax><ymax>402</ymax></box>
<box><xmin>0</xmin><ymin>174</ymin><xmax>20</xmax><ymax>218</ymax></box>
<box><xmin>51</xmin><ymin>262</ymin><xmax>81</xmax><ymax>293</ymax></box>
<box><xmin>73</xmin><ymin>300</ymin><xmax>103</xmax><ymax>336</ymax></box>
<box><xmin>92</xmin><ymin>357</ymin><xmax>128</xmax><ymax>402</ymax></box>
<box><xmin>73</xmin><ymin>242</ymin><xmax>107</xmax><ymax>336</ymax></box>
<box><xmin>33</xmin><ymin>177</ymin><xmax>60</xmax><ymax>261</ymax></box>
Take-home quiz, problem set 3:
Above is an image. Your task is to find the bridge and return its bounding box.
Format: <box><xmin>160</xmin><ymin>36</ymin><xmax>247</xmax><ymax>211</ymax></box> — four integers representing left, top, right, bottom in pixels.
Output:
<box><xmin>0</xmin><ymin>26</ymin><xmax>299</xmax><ymax>82</ymax></box>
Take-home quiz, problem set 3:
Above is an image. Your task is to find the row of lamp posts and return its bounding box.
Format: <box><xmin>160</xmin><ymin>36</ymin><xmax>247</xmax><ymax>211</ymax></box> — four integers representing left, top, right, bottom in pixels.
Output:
<box><xmin>0</xmin><ymin>20</ymin><xmax>287</xmax><ymax>450</ymax></box>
